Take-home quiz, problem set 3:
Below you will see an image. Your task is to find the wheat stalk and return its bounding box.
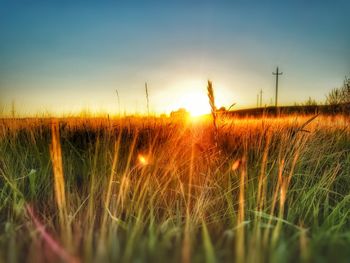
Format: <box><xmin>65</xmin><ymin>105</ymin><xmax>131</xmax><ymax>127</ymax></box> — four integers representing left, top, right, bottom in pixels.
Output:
<box><xmin>50</xmin><ymin>121</ymin><xmax>66</xmax><ymax>210</ymax></box>
<box><xmin>207</xmin><ymin>80</ymin><xmax>218</xmax><ymax>146</ymax></box>
<box><xmin>50</xmin><ymin>120</ymin><xmax>71</xmax><ymax>246</ymax></box>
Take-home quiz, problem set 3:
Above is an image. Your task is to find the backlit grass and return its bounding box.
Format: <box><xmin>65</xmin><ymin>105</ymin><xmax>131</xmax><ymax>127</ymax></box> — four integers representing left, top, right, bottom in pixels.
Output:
<box><xmin>0</xmin><ymin>115</ymin><xmax>349</xmax><ymax>263</ymax></box>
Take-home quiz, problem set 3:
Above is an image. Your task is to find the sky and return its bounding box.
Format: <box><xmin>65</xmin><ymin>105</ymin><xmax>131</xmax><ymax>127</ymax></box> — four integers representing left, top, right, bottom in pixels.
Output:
<box><xmin>0</xmin><ymin>0</ymin><xmax>349</xmax><ymax>116</ymax></box>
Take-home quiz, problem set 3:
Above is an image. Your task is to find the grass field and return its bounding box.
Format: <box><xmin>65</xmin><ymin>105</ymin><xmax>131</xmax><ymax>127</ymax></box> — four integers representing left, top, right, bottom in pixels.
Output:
<box><xmin>0</xmin><ymin>115</ymin><xmax>349</xmax><ymax>263</ymax></box>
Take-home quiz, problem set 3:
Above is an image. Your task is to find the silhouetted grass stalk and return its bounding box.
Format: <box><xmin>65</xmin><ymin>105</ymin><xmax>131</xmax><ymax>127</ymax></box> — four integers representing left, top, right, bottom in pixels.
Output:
<box><xmin>207</xmin><ymin>80</ymin><xmax>218</xmax><ymax>147</ymax></box>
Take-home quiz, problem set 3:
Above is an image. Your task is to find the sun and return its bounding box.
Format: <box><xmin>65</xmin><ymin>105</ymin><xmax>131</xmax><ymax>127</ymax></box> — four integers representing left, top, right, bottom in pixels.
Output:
<box><xmin>181</xmin><ymin>91</ymin><xmax>211</xmax><ymax>116</ymax></box>
<box><xmin>167</xmin><ymin>80</ymin><xmax>212</xmax><ymax>117</ymax></box>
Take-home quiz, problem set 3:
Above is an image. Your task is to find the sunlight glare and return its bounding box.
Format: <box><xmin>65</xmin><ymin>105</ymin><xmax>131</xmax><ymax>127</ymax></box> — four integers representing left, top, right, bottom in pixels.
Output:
<box><xmin>167</xmin><ymin>80</ymin><xmax>211</xmax><ymax>117</ymax></box>
<box><xmin>138</xmin><ymin>154</ymin><xmax>149</xmax><ymax>166</ymax></box>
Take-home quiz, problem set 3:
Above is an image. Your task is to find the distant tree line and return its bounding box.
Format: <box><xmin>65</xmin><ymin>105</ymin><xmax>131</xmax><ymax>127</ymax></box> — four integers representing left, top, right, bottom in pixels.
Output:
<box><xmin>326</xmin><ymin>76</ymin><xmax>350</xmax><ymax>106</ymax></box>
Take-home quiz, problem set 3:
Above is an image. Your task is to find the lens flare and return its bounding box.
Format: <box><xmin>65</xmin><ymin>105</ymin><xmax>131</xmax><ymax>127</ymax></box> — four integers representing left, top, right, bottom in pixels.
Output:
<box><xmin>138</xmin><ymin>154</ymin><xmax>149</xmax><ymax>166</ymax></box>
<box><xmin>231</xmin><ymin>160</ymin><xmax>241</xmax><ymax>171</ymax></box>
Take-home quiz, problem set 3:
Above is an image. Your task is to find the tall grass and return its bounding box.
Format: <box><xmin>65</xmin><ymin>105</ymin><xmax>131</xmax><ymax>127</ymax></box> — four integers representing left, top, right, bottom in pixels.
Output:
<box><xmin>0</xmin><ymin>115</ymin><xmax>349</xmax><ymax>262</ymax></box>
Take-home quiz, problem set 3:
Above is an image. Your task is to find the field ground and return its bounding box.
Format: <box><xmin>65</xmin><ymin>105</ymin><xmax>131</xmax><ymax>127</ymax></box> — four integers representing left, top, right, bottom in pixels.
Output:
<box><xmin>0</xmin><ymin>115</ymin><xmax>350</xmax><ymax>263</ymax></box>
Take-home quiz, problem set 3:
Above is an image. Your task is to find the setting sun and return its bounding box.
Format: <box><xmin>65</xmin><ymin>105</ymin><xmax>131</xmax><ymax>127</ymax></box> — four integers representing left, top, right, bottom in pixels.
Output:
<box><xmin>181</xmin><ymin>91</ymin><xmax>211</xmax><ymax>116</ymax></box>
<box><xmin>166</xmin><ymin>79</ymin><xmax>229</xmax><ymax>117</ymax></box>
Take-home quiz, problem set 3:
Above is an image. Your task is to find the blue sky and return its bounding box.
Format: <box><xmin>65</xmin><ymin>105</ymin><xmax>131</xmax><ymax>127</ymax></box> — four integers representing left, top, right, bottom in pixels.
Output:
<box><xmin>0</xmin><ymin>0</ymin><xmax>349</xmax><ymax>115</ymax></box>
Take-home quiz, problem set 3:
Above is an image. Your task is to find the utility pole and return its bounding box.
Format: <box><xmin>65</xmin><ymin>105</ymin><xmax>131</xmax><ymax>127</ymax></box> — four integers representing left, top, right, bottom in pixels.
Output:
<box><xmin>257</xmin><ymin>94</ymin><xmax>259</xmax><ymax>108</ymax></box>
<box><xmin>260</xmin><ymin>89</ymin><xmax>263</xmax><ymax>108</ymax></box>
<box><xmin>272</xmin><ymin>67</ymin><xmax>283</xmax><ymax>108</ymax></box>
<box><xmin>145</xmin><ymin>82</ymin><xmax>150</xmax><ymax>117</ymax></box>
